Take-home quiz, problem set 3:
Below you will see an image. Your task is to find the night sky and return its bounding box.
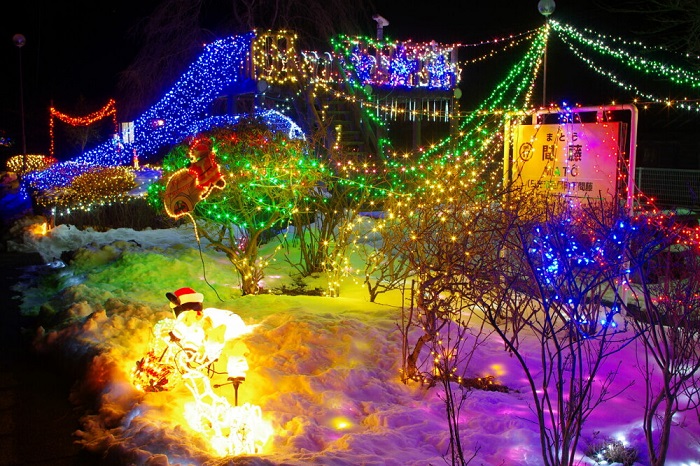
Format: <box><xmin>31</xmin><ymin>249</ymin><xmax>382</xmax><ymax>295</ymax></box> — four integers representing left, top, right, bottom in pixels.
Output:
<box><xmin>0</xmin><ymin>1</ymin><xmax>693</xmax><ymax>163</ymax></box>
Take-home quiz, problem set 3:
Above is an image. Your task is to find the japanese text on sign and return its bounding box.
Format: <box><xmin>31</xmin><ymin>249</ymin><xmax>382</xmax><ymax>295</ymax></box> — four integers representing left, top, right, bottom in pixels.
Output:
<box><xmin>511</xmin><ymin>122</ymin><xmax>623</xmax><ymax>201</ymax></box>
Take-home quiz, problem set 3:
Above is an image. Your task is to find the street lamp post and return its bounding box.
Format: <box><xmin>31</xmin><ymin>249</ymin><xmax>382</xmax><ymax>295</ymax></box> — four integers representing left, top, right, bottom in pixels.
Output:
<box><xmin>538</xmin><ymin>0</ymin><xmax>556</xmax><ymax>107</ymax></box>
<box><xmin>12</xmin><ymin>33</ymin><xmax>27</xmax><ymax>178</ymax></box>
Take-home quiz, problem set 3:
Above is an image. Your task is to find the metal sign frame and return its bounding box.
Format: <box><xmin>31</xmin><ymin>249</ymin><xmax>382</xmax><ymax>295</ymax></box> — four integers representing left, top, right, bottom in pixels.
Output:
<box><xmin>503</xmin><ymin>104</ymin><xmax>638</xmax><ymax>215</ymax></box>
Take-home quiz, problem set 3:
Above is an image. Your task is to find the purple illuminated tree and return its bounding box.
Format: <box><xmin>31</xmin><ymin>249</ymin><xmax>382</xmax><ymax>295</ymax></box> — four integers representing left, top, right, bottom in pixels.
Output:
<box><xmin>623</xmin><ymin>213</ymin><xmax>700</xmax><ymax>466</ymax></box>
<box><xmin>475</xmin><ymin>195</ymin><xmax>640</xmax><ymax>466</ymax></box>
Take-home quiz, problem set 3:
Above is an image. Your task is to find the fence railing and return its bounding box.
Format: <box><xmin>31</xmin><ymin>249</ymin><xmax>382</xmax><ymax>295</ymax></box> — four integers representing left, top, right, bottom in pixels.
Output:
<box><xmin>636</xmin><ymin>167</ymin><xmax>700</xmax><ymax>211</ymax></box>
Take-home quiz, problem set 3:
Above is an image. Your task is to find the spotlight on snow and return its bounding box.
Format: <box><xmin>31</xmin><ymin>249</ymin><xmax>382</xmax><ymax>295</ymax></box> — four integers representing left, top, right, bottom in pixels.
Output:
<box><xmin>29</xmin><ymin>221</ymin><xmax>49</xmax><ymax>236</ymax></box>
<box><xmin>332</xmin><ymin>416</ymin><xmax>354</xmax><ymax>430</ymax></box>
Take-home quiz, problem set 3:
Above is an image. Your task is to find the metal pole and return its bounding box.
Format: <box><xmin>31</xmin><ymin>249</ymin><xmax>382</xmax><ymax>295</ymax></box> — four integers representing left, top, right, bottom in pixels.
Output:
<box><xmin>13</xmin><ymin>34</ymin><xmax>27</xmax><ymax>177</ymax></box>
<box><xmin>537</xmin><ymin>0</ymin><xmax>556</xmax><ymax>106</ymax></box>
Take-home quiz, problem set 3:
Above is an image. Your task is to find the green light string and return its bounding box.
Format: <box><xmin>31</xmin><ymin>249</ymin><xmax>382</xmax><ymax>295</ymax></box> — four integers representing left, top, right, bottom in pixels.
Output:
<box><xmin>555</xmin><ymin>31</ymin><xmax>700</xmax><ymax>111</ymax></box>
<box><xmin>551</xmin><ymin>20</ymin><xmax>700</xmax><ymax>111</ymax></box>
<box><xmin>551</xmin><ymin>20</ymin><xmax>700</xmax><ymax>88</ymax></box>
<box><xmin>354</xmin><ymin>24</ymin><xmax>548</xmax><ymax>202</ymax></box>
<box><xmin>416</xmin><ymin>24</ymin><xmax>547</xmax><ymax>169</ymax></box>
<box><xmin>577</xmin><ymin>26</ymin><xmax>699</xmax><ymax>60</ymax></box>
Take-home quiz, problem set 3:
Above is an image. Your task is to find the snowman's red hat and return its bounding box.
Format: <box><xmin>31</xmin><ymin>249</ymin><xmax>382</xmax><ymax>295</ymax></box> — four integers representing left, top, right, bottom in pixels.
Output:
<box><xmin>167</xmin><ymin>287</ymin><xmax>204</xmax><ymax>308</ymax></box>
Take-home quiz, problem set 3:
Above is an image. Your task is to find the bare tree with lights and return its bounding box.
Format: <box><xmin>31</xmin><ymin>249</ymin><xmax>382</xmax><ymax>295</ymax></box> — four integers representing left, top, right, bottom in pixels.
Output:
<box><xmin>381</xmin><ymin>166</ymin><xmax>508</xmax><ymax>464</ymax></box>
<box><xmin>286</xmin><ymin>153</ymin><xmax>375</xmax><ymax>279</ymax></box>
<box><xmin>357</xmin><ymin>209</ymin><xmax>413</xmax><ymax>303</ymax></box>
<box><xmin>475</xmin><ymin>195</ymin><xmax>640</xmax><ymax>466</ymax></box>
<box><xmin>621</xmin><ymin>212</ymin><xmax>700</xmax><ymax>466</ymax></box>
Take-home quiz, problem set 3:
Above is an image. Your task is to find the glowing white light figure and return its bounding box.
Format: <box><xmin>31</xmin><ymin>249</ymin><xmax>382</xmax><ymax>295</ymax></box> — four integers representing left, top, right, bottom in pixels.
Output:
<box><xmin>132</xmin><ymin>291</ymin><xmax>272</xmax><ymax>457</ymax></box>
<box><xmin>183</xmin><ymin>370</ymin><xmax>272</xmax><ymax>456</ymax></box>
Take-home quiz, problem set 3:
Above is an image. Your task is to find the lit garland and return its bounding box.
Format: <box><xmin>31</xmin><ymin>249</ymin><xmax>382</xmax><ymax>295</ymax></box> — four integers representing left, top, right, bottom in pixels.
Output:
<box><xmin>550</xmin><ymin>20</ymin><xmax>700</xmax><ymax>111</ymax></box>
<box><xmin>554</xmin><ymin>22</ymin><xmax>700</xmax><ymax>88</ymax></box>
<box><xmin>461</xmin><ymin>30</ymin><xmax>537</xmax><ymax>65</ymax></box>
<box><xmin>49</xmin><ymin>99</ymin><xmax>118</xmax><ymax>157</ymax></box>
<box><xmin>326</xmin><ymin>33</ymin><xmax>461</xmax><ymax>159</ymax></box>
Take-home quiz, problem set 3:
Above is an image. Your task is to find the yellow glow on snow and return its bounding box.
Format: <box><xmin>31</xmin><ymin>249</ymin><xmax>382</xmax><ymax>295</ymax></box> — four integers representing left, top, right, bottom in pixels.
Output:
<box><xmin>332</xmin><ymin>416</ymin><xmax>353</xmax><ymax>430</ymax></box>
<box><xmin>489</xmin><ymin>363</ymin><xmax>506</xmax><ymax>377</ymax></box>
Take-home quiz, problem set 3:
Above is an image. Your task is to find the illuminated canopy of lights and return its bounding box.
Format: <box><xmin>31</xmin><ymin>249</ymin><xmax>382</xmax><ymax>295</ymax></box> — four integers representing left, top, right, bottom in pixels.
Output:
<box><xmin>24</xmin><ymin>21</ymin><xmax>700</xmax><ymax>211</ymax></box>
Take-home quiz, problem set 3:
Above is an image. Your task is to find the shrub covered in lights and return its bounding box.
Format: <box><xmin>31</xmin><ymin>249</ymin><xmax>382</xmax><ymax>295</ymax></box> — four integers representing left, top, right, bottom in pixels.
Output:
<box><xmin>150</xmin><ymin>117</ymin><xmax>327</xmax><ymax>295</ymax></box>
<box><xmin>6</xmin><ymin>154</ymin><xmax>58</xmax><ymax>176</ymax></box>
<box><xmin>36</xmin><ymin>166</ymin><xmax>137</xmax><ymax>209</ymax></box>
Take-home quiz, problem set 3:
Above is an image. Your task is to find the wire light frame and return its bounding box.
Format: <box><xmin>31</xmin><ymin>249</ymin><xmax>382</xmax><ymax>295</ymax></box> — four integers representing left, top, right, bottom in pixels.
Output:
<box><xmin>49</xmin><ymin>99</ymin><xmax>118</xmax><ymax>156</ymax></box>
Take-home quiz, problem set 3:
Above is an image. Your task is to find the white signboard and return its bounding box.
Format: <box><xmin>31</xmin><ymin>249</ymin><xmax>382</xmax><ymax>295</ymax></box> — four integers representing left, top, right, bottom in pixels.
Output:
<box><xmin>510</xmin><ymin>121</ymin><xmax>625</xmax><ymax>201</ymax></box>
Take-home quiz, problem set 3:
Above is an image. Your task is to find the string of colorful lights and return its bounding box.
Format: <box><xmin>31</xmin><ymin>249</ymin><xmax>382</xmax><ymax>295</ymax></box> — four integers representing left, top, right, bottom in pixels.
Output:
<box><xmin>49</xmin><ymin>99</ymin><xmax>118</xmax><ymax>157</ymax></box>
<box><xmin>550</xmin><ymin>20</ymin><xmax>700</xmax><ymax>111</ymax></box>
<box><xmin>22</xmin><ymin>19</ymin><xmax>700</xmax><ymax>218</ymax></box>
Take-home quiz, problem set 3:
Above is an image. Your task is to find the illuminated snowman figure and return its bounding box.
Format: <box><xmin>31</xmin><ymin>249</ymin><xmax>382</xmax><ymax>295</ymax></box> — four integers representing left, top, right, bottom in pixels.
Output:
<box><xmin>133</xmin><ymin>287</ymin><xmax>249</xmax><ymax>392</ymax></box>
<box><xmin>132</xmin><ymin>288</ymin><xmax>273</xmax><ymax>456</ymax></box>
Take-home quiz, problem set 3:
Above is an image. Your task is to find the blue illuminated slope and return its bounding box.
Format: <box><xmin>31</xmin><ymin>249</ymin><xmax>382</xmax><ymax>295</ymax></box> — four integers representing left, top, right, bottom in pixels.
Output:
<box><xmin>26</xmin><ymin>32</ymin><xmax>286</xmax><ymax>192</ymax></box>
<box><xmin>130</xmin><ymin>32</ymin><xmax>256</xmax><ymax>158</ymax></box>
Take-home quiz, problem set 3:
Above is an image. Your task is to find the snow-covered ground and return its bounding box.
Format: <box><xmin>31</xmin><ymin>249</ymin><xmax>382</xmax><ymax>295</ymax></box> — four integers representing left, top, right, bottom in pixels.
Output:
<box><xmin>7</xmin><ymin>216</ymin><xmax>700</xmax><ymax>465</ymax></box>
